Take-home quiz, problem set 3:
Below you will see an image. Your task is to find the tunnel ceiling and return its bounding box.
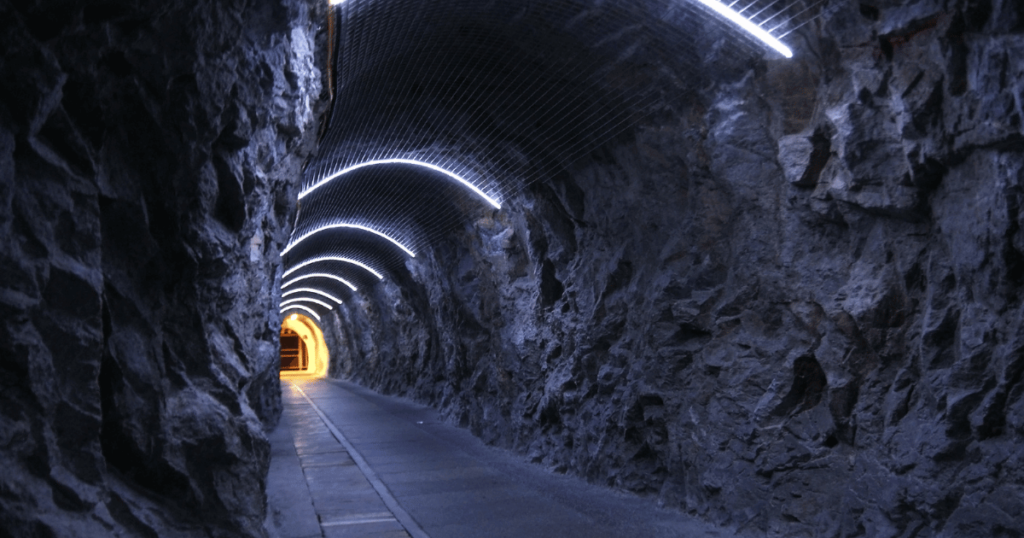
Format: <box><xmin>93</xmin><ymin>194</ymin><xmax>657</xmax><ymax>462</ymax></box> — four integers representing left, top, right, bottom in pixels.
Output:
<box><xmin>280</xmin><ymin>0</ymin><xmax>823</xmax><ymax>317</ymax></box>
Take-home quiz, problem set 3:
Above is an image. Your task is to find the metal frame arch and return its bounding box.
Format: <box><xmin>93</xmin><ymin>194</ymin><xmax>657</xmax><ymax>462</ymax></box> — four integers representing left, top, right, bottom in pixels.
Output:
<box><xmin>283</xmin><ymin>255</ymin><xmax>385</xmax><ymax>281</ymax></box>
<box><xmin>300</xmin><ymin>158</ymin><xmax>502</xmax><ymax>210</ymax></box>
<box><xmin>282</xmin><ymin>273</ymin><xmax>358</xmax><ymax>292</ymax></box>
<box><xmin>281</xmin><ymin>304</ymin><xmax>322</xmax><ymax>322</ymax></box>
<box><xmin>282</xmin><ymin>287</ymin><xmax>345</xmax><ymax>304</ymax></box>
<box><xmin>282</xmin><ymin>222</ymin><xmax>416</xmax><ymax>259</ymax></box>
<box><xmin>327</xmin><ymin>0</ymin><xmax>798</xmax><ymax>61</ymax></box>
<box><xmin>281</xmin><ymin>296</ymin><xmax>335</xmax><ymax>311</ymax></box>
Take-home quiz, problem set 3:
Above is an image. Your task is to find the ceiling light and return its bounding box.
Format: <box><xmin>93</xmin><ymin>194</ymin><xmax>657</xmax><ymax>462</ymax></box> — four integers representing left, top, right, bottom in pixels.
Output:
<box><xmin>300</xmin><ymin>158</ymin><xmax>501</xmax><ymax>209</ymax></box>
<box><xmin>281</xmin><ymin>304</ymin><xmax>320</xmax><ymax>322</ymax></box>
<box><xmin>281</xmin><ymin>297</ymin><xmax>334</xmax><ymax>310</ymax></box>
<box><xmin>282</xmin><ymin>272</ymin><xmax>358</xmax><ymax>292</ymax></box>
<box><xmin>281</xmin><ymin>223</ymin><xmax>416</xmax><ymax>258</ymax></box>
<box><xmin>695</xmin><ymin>0</ymin><xmax>793</xmax><ymax>58</ymax></box>
<box><xmin>282</xmin><ymin>287</ymin><xmax>344</xmax><ymax>304</ymax></box>
<box><xmin>283</xmin><ymin>256</ymin><xmax>385</xmax><ymax>280</ymax></box>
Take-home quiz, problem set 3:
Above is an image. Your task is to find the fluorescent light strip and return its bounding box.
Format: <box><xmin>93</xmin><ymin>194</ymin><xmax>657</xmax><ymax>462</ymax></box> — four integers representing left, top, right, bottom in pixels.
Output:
<box><xmin>283</xmin><ymin>256</ymin><xmax>385</xmax><ymax>280</ymax></box>
<box><xmin>695</xmin><ymin>0</ymin><xmax>793</xmax><ymax>58</ymax></box>
<box><xmin>281</xmin><ymin>304</ymin><xmax>321</xmax><ymax>322</ymax></box>
<box><xmin>299</xmin><ymin>158</ymin><xmax>502</xmax><ymax>209</ymax></box>
<box><xmin>281</xmin><ymin>297</ymin><xmax>334</xmax><ymax>310</ymax></box>
<box><xmin>282</xmin><ymin>273</ymin><xmax>358</xmax><ymax>292</ymax></box>
<box><xmin>283</xmin><ymin>287</ymin><xmax>343</xmax><ymax>304</ymax></box>
<box><xmin>281</xmin><ymin>223</ymin><xmax>416</xmax><ymax>258</ymax></box>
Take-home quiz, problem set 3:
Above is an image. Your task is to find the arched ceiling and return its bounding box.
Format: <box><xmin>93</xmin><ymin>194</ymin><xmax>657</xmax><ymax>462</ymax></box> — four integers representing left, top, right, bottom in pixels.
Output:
<box><xmin>281</xmin><ymin>0</ymin><xmax>823</xmax><ymax>315</ymax></box>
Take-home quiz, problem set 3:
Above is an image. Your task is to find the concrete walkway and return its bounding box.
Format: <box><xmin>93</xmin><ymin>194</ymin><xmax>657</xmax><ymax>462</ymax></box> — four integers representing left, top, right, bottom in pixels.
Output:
<box><xmin>266</xmin><ymin>376</ymin><xmax>727</xmax><ymax>538</ymax></box>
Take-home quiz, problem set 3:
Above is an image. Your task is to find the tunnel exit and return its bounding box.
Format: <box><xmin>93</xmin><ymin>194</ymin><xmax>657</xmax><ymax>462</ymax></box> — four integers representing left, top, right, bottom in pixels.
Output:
<box><xmin>279</xmin><ymin>328</ymin><xmax>307</xmax><ymax>371</ymax></box>
<box><xmin>279</xmin><ymin>312</ymin><xmax>330</xmax><ymax>377</ymax></box>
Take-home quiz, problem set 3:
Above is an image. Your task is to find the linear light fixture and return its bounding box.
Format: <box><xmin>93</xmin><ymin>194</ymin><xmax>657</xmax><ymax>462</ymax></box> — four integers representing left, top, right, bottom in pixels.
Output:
<box><xmin>281</xmin><ymin>304</ymin><xmax>321</xmax><ymax>322</ymax></box>
<box><xmin>281</xmin><ymin>297</ymin><xmax>334</xmax><ymax>310</ymax></box>
<box><xmin>281</xmin><ymin>223</ymin><xmax>416</xmax><ymax>258</ymax></box>
<box><xmin>695</xmin><ymin>0</ymin><xmax>793</xmax><ymax>58</ymax></box>
<box><xmin>282</xmin><ymin>287</ymin><xmax>344</xmax><ymax>304</ymax></box>
<box><xmin>282</xmin><ymin>272</ymin><xmax>358</xmax><ymax>292</ymax></box>
<box><xmin>299</xmin><ymin>158</ymin><xmax>502</xmax><ymax>209</ymax></box>
<box><xmin>283</xmin><ymin>256</ymin><xmax>385</xmax><ymax>280</ymax></box>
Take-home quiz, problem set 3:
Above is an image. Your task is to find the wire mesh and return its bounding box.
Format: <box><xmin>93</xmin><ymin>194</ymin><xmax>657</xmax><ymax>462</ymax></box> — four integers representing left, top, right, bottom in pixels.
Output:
<box><xmin>280</xmin><ymin>0</ymin><xmax>824</xmax><ymax>312</ymax></box>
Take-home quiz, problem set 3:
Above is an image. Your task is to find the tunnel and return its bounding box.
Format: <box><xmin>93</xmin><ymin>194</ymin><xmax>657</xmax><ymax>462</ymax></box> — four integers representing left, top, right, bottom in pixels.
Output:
<box><xmin>2</xmin><ymin>0</ymin><xmax>1024</xmax><ymax>536</ymax></box>
<box><xmin>280</xmin><ymin>312</ymin><xmax>329</xmax><ymax>377</ymax></box>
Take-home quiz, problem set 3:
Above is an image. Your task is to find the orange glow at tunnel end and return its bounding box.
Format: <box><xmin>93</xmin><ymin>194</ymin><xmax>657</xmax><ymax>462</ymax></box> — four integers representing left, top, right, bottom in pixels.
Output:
<box><xmin>280</xmin><ymin>312</ymin><xmax>330</xmax><ymax>378</ymax></box>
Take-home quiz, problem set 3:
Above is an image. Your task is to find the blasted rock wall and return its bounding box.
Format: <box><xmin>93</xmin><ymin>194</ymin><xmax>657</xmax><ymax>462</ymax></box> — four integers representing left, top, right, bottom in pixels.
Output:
<box><xmin>324</xmin><ymin>0</ymin><xmax>1024</xmax><ymax>536</ymax></box>
<box><xmin>0</xmin><ymin>0</ymin><xmax>323</xmax><ymax>535</ymax></box>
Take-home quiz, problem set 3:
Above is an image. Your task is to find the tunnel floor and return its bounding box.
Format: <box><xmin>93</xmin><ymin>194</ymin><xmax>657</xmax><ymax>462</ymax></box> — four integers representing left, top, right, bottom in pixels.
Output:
<box><xmin>266</xmin><ymin>377</ymin><xmax>729</xmax><ymax>538</ymax></box>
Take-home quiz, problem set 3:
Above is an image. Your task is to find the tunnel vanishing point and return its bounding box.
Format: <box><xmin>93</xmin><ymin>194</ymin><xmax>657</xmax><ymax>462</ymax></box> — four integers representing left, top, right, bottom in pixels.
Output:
<box><xmin>2</xmin><ymin>0</ymin><xmax>1024</xmax><ymax>536</ymax></box>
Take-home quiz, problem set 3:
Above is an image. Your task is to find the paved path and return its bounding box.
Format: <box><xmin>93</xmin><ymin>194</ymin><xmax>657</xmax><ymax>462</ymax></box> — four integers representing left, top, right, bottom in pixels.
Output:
<box><xmin>267</xmin><ymin>376</ymin><xmax>728</xmax><ymax>538</ymax></box>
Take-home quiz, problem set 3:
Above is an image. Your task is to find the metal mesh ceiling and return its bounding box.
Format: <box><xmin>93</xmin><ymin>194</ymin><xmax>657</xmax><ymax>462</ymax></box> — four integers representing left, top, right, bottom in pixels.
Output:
<box><xmin>280</xmin><ymin>0</ymin><xmax>823</xmax><ymax>317</ymax></box>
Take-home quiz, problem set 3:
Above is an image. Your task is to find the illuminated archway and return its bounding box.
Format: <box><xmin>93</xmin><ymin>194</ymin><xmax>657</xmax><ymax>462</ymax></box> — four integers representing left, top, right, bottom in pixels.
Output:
<box><xmin>280</xmin><ymin>313</ymin><xmax>329</xmax><ymax>377</ymax></box>
<box><xmin>300</xmin><ymin>158</ymin><xmax>502</xmax><ymax>209</ymax></box>
<box><xmin>284</xmin><ymin>256</ymin><xmax>385</xmax><ymax>281</ymax></box>
<box><xmin>281</xmin><ymin>222</ymin><xmax>416</xmax><ymax>258</ymax></box>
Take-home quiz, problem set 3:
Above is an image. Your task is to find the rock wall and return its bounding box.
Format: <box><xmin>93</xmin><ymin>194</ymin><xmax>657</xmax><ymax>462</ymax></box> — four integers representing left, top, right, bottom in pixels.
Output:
<box><xmin>323</xmin><ymin>0</ymin><xmax>1024</xmax><ymax>536</ymax></box>
<box><xmin>0</xmin><ymin>0</ymin><xmax>324</xmax><ymax>535</ymax></box>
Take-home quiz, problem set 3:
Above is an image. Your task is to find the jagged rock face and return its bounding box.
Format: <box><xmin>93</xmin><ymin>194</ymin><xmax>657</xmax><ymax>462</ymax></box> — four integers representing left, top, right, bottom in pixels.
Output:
<box><xmin>0</xmin><ymin>0</ymin><xmax>323</xmax><ymax>535</ymax></box>
<box><xmin>324</xmin><ymin>0</ymin><xmax>1024</xmax><ymax>536</ymax></box>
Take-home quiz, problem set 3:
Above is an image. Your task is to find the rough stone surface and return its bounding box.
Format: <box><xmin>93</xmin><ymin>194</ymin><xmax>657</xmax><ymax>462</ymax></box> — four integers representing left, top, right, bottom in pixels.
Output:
<box><xmin>0</xmin><ymin>0</ymin><xmax>324</xmax><ymax>535</ymax></box>
<box><xmin>323</xmin><ymin>1</ymin><xmax>1024</xmax><ymax>536</ymax></box>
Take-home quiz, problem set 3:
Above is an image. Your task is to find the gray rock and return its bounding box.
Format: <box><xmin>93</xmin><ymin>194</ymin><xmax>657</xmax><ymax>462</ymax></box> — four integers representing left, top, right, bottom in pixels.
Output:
<box><xmin>0</xmin><ymin>0</ymin><xmax>325</xmax><ymax>535</ymax></box>
<box><xmin>320</xmin><ymin>1</ymin><xmax>1024</xmax><ymax>536</ymax></box>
